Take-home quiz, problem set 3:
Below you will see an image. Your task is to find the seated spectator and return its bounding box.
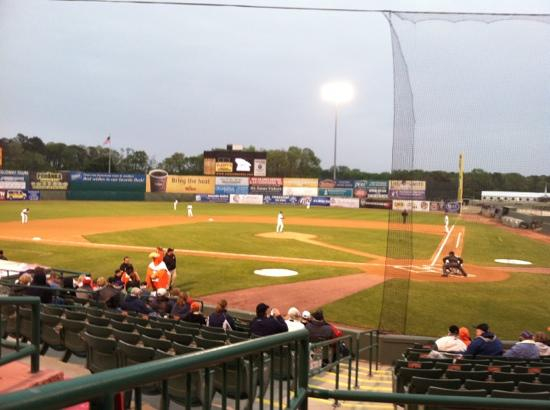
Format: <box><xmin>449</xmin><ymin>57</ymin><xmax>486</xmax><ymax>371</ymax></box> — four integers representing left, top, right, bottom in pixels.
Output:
<box><xmin>434</xmin><ymin>325</ymin><xmax>467</xmax><ymax>353</ymax></box>
<box><xmin>182</xmin><ymin>301</ymin><xmax>206</xmax><ymax>325</ymax></box>
<box><xmin>306</xmin><ymin>310</ymin><xmax>335</xmax><ymax>342</ymax></box>
<box><xmin>150</xmin><ymin>288</ymin><xmax>173</xmax><ymax>317</ymax></box>
<box><xmin>250</xmin><ymin>303</ymin><xmax>288</xmax><ymax>337</ymax></box>
<box><xmin>301</xmin><ymin>310</ymin><xmax>311</xmax><ymax>325</ymax></box>
<box><xmin>207</xmin><ymin>299</ymin><xmax>236</xmax><ymax>330</ymax></box>
<box><xmin>61</xmin><ymin>276</ymin><xmax>76</xmax><ymax>297</ymax></box>
<box><xmin>121</xmin><ymin>287</ymin><xmax>153</xmax><ymax>315</ymax></box>
<box><xmin>47</xmin><ymin>272</ymin><xmax>61</xmax><ymax>289</ymax></box>
<box><xmin>535</xmin><ymin>332</ymin><xmax>550</xmax><ymax>356</ymax></box>
<box><xmin>26</xmin><ymin>267</ymin><xmax>52</xmax><ymax>304</ymax></box>
<box><xmin>95</xmin><ymin>277</ymin><xmax>107</xmax><ymax>290</ymax></box>
<box><xmin>285</xmin><ymin>307</ymin><xmax>305</xmax><ymax>332</ymax></box>
<box><xmin>465</xmin><ymin>323</ymin><xmax>503</xmax><ymax>357</ymax></box>
<box><xmin>113</xmin><ymin>269</ymin><xmax>125</xmax><ymax>287</ymax></box>
<box><xmin>504</xmin><ymin>330</ymin><xmax>540</xmax><ymax>359</ymax></box>
<box><xmin>124</xmin><ymin>271</ymin><xmax>141</xmax><ymax>291</ymax></box>
<box><xmin>97</xmin><ymin>277</ymin><xmax>122</xmax><ymax>309</ymax></box>
<box><xmin>459</xmin><ymin>326</ymin><xmax>472</xmax><ymax>346</ymax></box>
<box><xmin>171</xmin><ymin>292</ymin><xmax>191</xmax><ymax>320</ymax></box>
<box><xmin>10</xmin><ymin>273</ymin><xmax>32</xmax><ymax>296</ymax></box>
<box><xmin>0</xmin><ymin>249</ymin><xmax>7</xmax><ymax>260</ymax></box>
<box><xmin>76</xmin><ymin>276</ymin><xmax>94</xmax><ymax>300</ymax></box>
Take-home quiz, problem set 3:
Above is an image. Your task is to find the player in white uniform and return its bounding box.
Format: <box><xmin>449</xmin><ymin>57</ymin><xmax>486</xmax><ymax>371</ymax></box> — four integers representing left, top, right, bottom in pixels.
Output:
<box><xmin>21</xmin><ymin>208</ymin><xmax>29</xmax><ymax>224</ymax></box>
<box><xmin>276</xmin><ymin>211</ymin><xmax>284</xmax><ymax>233</ymax></box>
<box><xmin>173</xmin><ymin>199</ymin><xmax>178</xmax><ymax>210</ymax></box>
<box><xmin>444</xmin><ymin>213</ymin><xmax>449</xmax><ymax>233</ymax></box>
<box><xmin>187</xmin><ymin>204</ymin><xmax>193</xmax><ymax>217</ymax></box>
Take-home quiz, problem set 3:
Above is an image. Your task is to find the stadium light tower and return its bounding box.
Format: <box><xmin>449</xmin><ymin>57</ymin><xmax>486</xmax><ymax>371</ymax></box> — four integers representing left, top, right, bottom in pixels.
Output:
<box><xmin>321</xmin><ymin>81</ymin><xmax>355</xmax><ymax>180</ymax></box>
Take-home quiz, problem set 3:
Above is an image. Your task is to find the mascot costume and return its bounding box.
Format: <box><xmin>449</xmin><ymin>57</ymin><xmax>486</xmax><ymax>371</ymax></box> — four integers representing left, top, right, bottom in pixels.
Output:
<box><xmin>145</xmin><ymin>247</ymin><xmax>170</xmax><ymax>291</ymax></box>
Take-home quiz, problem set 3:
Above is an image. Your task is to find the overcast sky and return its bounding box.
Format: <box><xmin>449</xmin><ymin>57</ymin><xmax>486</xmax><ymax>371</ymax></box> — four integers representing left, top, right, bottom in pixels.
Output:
<box><xmin>1</xmin><ymin>0</ymin><xmax>549</xmax><ymax>174</ymax></box>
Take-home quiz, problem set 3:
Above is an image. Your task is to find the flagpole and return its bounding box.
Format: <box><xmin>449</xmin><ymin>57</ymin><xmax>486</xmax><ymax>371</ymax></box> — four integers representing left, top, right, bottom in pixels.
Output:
<box><xmin>108</xmin><ymin>134</ymin><xmax>111</xmax><ymax>174</ymax></box>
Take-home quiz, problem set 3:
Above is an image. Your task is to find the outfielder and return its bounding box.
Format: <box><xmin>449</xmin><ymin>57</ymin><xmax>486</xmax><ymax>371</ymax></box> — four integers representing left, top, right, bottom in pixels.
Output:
<box><xmin>187</xmin><ymin>204</ymin><xmax>193</xmax><ymax>217</ymax></box>
<box><xmin>276</xmin><ymin>211</ymin><xmax>284</xmax><ymax>233</ymax></box>
<box><xmin>444</xmin><ymin>213</ymin><xmax>449</xmax><ymax>233</ymax></box>
<box><xmin>20</xmin><ymin>208</ymin><xmax>29</xmax><ymax>224</ymax></box>
<box><xmin>173</xmin><ymin>199</ymin><xmax>178</xmax><ymax>210</ymax></box>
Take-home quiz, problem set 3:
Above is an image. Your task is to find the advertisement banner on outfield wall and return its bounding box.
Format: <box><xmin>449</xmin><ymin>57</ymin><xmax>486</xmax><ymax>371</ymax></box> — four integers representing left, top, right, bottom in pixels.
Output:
<box><xmin>30</xmin><ymin>171</ymin><xmax>69</xmax><ymax>190</ymax></box>
<box><xmin>282</xmin><ymin>187</ymin><xmax>318</xmax><ymax>196</ymax></box>
<box><xmin>353</xmin><ymin>180</ymin><xmax>389</xmax><ymax>199</ymax></box>
<box><xmin>0</xmin><ymin>189</ymin><xmax>40</xmax><ymax>200</ymax></box>
<box><xmin>249</xmin><ymin>177</ymin><xmax>283</xmax><ymax>195</ymax></box>
<box><xmin>431</xmin><ymin>201</ymin><xmax>461</xmax><ymax>213</ymax></box>
<box><xmin>283</xmin><ymin>178</ymin><xmax>318</xmax><ymax>188</ymax></box>
<box><xmin>318</xmin><ymin>179</ymin><xmax>354</xmax><ymax>189</ymax></box>
<box><xmin>215</xmin><ymin>177</ymin><xmax>249</xmax><ymax>186</ymax></box>
<box><xmin>329</xmin><ymin>197</ymin><xmax>360</xmax><ymax>208</ymax></box>
<box><xmin>392</xmin><ymin>200</ymin><xmax>431</xmax><ymax>212</ymax></box>
<box><xmin>146</xmin><ymin>171</ymin><xmax>215</xmax><ymax>194</ymax></box>
<box><xmin>71</xmin><ymin>172</ymin><xmax>146</xmax><ymax>192</ymax></box>
<box><xmin>215</xmin><ymin>185</ymin><xmax>249</xmax><ymax>195</ymax></box>
<box><xmin>0</xmin><ymin>170</ymin><xmax>28</xmax><ymax>190</ymax></box>
<box><xmin>389</xmin><ymin>180</ymin><xmax>426</xmax><ymax>200</ymax></box>
<box><xmin>263</xmin><ymin>195</ymin><xmax>308</xmax><ymax>205</ymax></box>
<box><xmin>195</xmin><ymin>194</ymin><xmax>229</xmax><ymax>203</ymax></box>
<box><xmin>229</xmin><ymin>194</ymin><xmax>263</xmax><ymax>205</ymax></box>
<box><xmin>311</xmin><ymin>197</ymin><xmax>331</xmax><ymax>207</ymax></box>
<box><xmin>317</xmin><ymin>188</ymin><xmax>353</xmax><ymax>197</ymax></box>
<box><xmin>359</xmin><ymin>199</ymin><xmax>392</xmax><ymax>209</ymax></box>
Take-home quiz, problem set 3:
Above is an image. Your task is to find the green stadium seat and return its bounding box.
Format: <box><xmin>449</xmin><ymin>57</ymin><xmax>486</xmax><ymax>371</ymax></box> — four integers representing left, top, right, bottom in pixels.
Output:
<box><xmin>203</xmin><ymin>325</ymin><xmax>226</xmax><ymax>334</ymax></box>
<box><xmin>174</xmin><ymin>324</ymin><xmax>200</xmax><ymax>337</ymax></box>
<box><xmin>491</xmin><ymin>389</ymin><xmax>550</xmax><ymax>400</ymax></box>
<box><xmin>125</xmin><ymin>315</ymin><xmax>149</xmax><ymax>326</ymax></box>
<box><xmin>395</xmin><ymin>368</ymin><xmax>445</xmax><ymax>394</ymax></box>
<box><xmin>112</xmin><ymin>328</ymin><xmax>140</xmax><ymax>345</ymax></box>
<box><xmin>19</xmin><ymin>307</ymin><xmax>34</xmax><ymax>341</ymax></box>
<box><xmin>444</xmin><ymin>370</ymin><xmax>489</xmax><ymax>381</ymax></box>
<box><xmin>40</xmin><ymin>313</ymin><xmax>65</xmax><ymax>355</ymax></box>
<box><xmin>164</xmin><ymin>330</ymin><xmax>193</xmax><ymax>346</ymax></box>
<box><xmin>85</xmin><ymin>307</ymin><xmax>104</xmax><ymax>317</ymax></box>
<box><xmin>195</xmin><ymin>336</ymin><xmax>226</xmax><ymax>349</ymax></box>
<box><xmin>200</xmin><ymin>329</ymin><xmax>228</xmax><ymax>342</ymax></box>
<box><xmin>408</xmin><ymin>377</ymin><xmax>463</xmax><ymax>394</ymax></box>
<box><xmin>60</xmin><ymin>318</ymin><xmax>87</xmax><ymax>362</ymax></box>
<box><xmin>173</xmin><ymin>342</ymin><xmax>204</xmax><ymax>355</ymax></box>
<box><xmin>82</xmin><ymin>331</ymin><xmax>119</xmax><ymax>373</ymax></box>
<box><xmin>426</xmin><ymin>386</ymin><xmax>487</xmax><ymax>410</ymax></box>
<box><xmin>538</xmin><ymin>373</ymin><xmax>550</xmax><ymax>384</ymax></box>
<box><xmin>85</xmin><ymin>323</ymin><xmax>112</xmax><ymax>338</ymax></box>
<box><xmin>518</xmin><ymin>381</ymin><xmax>550</xmax><ymax>392</ymax></box>
<box><xmin>103</xmin><ymin>310</ymin><xmax>125</xmax><ymax>322</ymax></box>
<box><xmin>136</xmin><ymin>324</ymin><xmax>163</xmax><ymax>338</ymax></box>
<box><xmin>117</xmin><ymin>341</ymin><xmax>159</xmax><ymax>396</ymax></box>
<box><xmin>213</xmin><ymin>358</ymin><xmax>259</xmax><ymax>410</ymax></box>
<box><xmin>87</xmin><ymin>315</ymin><xmax>110</xmax><ymax>326</ymax></box>
<box><xmin>110</xmin><ymin>320</ymin><xmax>134</xmax><ymax>332</ymax></box>
<box><xmin>141</xmin><ymin>334</ymin><xmax>172</xmax><ymax>352</ymax></box>
<box><xmin>42</xmin><ymin>305</ymin><xmax>64</xmax><ymax>316</ymax></box>
<box><xmin>65</xmin><ymin>310</ymin><xmax>87</xmax><ymax>321</ymax></box>
<box><xmin>433</xmin><ymin>362</ymin><xmax>472</xmax><ymax>371</ymax></box>
<box><xmin>463</xmin><ymin>380</ymin><xmax>514</xmax><ymax>394</ymax></box>
<box><xmin>229</xmin><ymin>334</ymin><xmax>249</xmax><ymax>344</ymax></box>
<box><xmin>227</xmin><ymin>329</ymin><xmax>250</xmax><ymax>339</ymax></box>
<box><xmin>149</xmin><ymin>320</ymin><xmax>174</xmax><ymax>331</ymax></box>
<box><xmin>473</xmin><ymin>364</ymin><xmax>512</xmax><ymax>373</ymax></box>
<box><xmin>492</xmin><ymin>371</ymin><xmax>537</xmax><ymax>384</ymax></box>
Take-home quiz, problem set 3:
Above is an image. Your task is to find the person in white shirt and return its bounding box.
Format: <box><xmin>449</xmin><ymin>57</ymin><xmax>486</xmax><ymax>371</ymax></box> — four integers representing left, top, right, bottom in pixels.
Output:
<box><xmin>187</xmin><ymin>204</ymin><xmax>193</xmax><ymax>217</ymax></box>
<box><xmin>285</xmin><ymin>307</ymin><xmax>305</xmax><ymax>331</ymax></box>
<box><xmin>434</xmin><ymin>325</ymin><xmax>467</xmax><ymax>353</ymax></box>
<box><xmin>276</xmin><ymin>211</ymin><xmax>284</xmax><ymax>233</ymax></box>
<box><xmin>173</xmin><ymin>199</ymin><xmax>178</xmax><ymax>210</ymax></box>
<box><xmin>20</xmin><ymin>208</ymin><xmax>29</xmax><ymax>224</ymax></box>
<box><xmin>444</xmin><ymin>213</ymin><xmax>449</xmax><ymax>233</ymax></box>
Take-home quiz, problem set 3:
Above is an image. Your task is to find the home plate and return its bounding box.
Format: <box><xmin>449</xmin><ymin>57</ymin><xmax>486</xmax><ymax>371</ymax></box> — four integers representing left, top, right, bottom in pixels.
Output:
<box><xmin>32</xmin><ymin>237</ymin><xmax>42</xmax><ymax>241</ymax></box>
<box><xmin>254</xmin><ymin>269</ymin><xmax>298</xmax><ymax>277</ymax></box>
<box><xmin>494</xmin><ymin>259</ymin><xmax>532</xmax><ymax>265</ymax></box>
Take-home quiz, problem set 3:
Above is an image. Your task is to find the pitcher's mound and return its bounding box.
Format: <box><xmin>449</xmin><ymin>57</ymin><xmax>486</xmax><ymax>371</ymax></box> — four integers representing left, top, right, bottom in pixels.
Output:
<box><xmin>256</xmin><ymin>232</ymin><xmax>316</xmax><ymax>240</ymax></box>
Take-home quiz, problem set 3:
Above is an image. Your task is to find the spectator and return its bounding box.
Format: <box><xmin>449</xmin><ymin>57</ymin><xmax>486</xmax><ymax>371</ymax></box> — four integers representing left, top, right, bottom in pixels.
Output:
<box><xmin>459</xmin><ymin>327</ymin><xmax>472</xmax><ymax>346</ymax></box>
<box><xmin>465</xmin><ymin>323</ymin><xmax>503</xmax><ymax>357</ymax></box>
<box><xmin>10</xmin><ymin>273</ymin><xmax>32</xmax><ymax>296</ymax></box>
<box><xmin>0</xmin><ymin>249</ymin><xmax>7</xmax><ymax>260</ymax></box>
<box><xmin>301</xmin><ymin>310</ymin><xmax>311</xmax><ymax>325</ymax></box>
<box><xmin>76</xmin><ymin>276</ymin><xmax>94</xmax><ymax>300</ymax></box>
<box><xmin>434</xmin><ymin>325</ymin><xmax>467</xmax><ymax>353</ymax></box>
<box><xmin>285</xmin><ymin>307</ymin><xmax>305</xmax><ymax>332</ymax></box>
<box><xmin>97</xmin><ymin>277</ymin><xmax>122</xmax><ymax>309</ymax></box>
<box><xmin>163</xmin><ymin>248</ymin><xmax>177</xmax><ymax>290</ymax></box>
<box><xmin>113</xmin><ymin>269</ymin><xmax>125</xmax><ymax>287</ymax></box>
<box><xmin>125</xmin><ymin>271</ymin><xmax>141</xmax><ymax>291</ymax></box>
<box><xmin>60</xmin><ymin>276</ymin><xmax>77</xmax><ymax>299</ymax></box>
<box><xmin>306</xmin><ymin>310</ymin><xmax>335</xmax><ymax>342</ymax></box>
<box><xmin>207</xmin><ymin>299</ymin><xmax>236</xmax><ymax>330</ymax></box>
<box><xmin>250</xmin><ymin>303</ymin><xmax>288</xmax><ymax>337</ymax></box>
<box><xmin>183</xmin><ymin>301</ymin><xmax>206</xmax><ymax>325</ymax></box>
<box><xmin>150</xmin><ymin>288</ymin><xmax>173</xmax><ymax>317</ymax></box>
<box><xmin>119</xmin><ymin>256</ymin><xmax>134</xmax><ymax>276</ymax></box>
<box><xmin>534</xmin><ymin>332</ymin><xmax>550</xmax><ymax>356</ymax></box>
<box><xmin>171</xmin><ymin>292</ymin><xmax>191</xmax><ymax>320</ymax></box>
<box><xmin>26</xmin><ymin>267</ymin><xmax>52</xmax><ymax>303</ymax></box>
<box><xmin>504</xmin><ymin>330</ymin><xmax>540</xmax><ymax>359</ymax></box>
<box><xmin>48</xmin><ymin>272</ymin><xmax>61</xmax><ymax>289</ymax></box>
<box><xmin>121</xmin><ymin>288</ymin><xmax>153</xmax><ymax>315</ymax></box>
<box><xmin>95</xmin><ymin>277</ymin><xmax>107</xmax><ymax>290</ymax></box>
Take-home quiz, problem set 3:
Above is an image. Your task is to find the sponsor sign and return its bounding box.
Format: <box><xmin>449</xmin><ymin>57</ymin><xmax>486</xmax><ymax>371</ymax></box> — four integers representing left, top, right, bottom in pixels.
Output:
<box><xmin>215</xmin><ymin>177</ymin><xmax>249</xmax><ymax>186</ymax></box>
<box><xmin>254</xmin><ymin>159</ymin><xmax>267</xmax><ymax>177</ymax></box>
<box><xmin>27</xmin><ymin>190</ymin><xmax>41</xmax><ymax>200</ymax></box>
<box><xmin>431</xmin><ymin>201</ymin><xmax>461</xmax><ymax>213</ymax></box>
<box><xmin>354</xmin><ymin>180</ymin><xmax>389</xmax><ymax>199</ymax></box>
<box><xmin>215</xmin><ymin>185</ymin><xmax>249</xmax><ymax>195</ymax></box>
<box><xmin>311</xmin><ymin>196</ymin><xmax>330</xmax><ymax>207</ymax></box>
<box><xmin>283</xmin><ymin>178</ymin><xmax>318</xmax><ymax>188</ymax></box>
<box><xmin>263</xmin><ymin>195</ymin><xmax>301</xmax><ymax>205</ymax></box>
<box><xmin>30</xmin><ymin>171</ymin><xmax>69</xmax><ymax>190</ymax></box>
<box><xmin>359</xmin><ymin>199</ymin><xmax>392</xmax><ymax>209</ymax></box>
<box><xmin>71</xmin><ymin>172</ymin><xmax>146</xmax><ymax>192</ymax></box>
<box><xmin>389</xmin><ymin>180</ymin><xmax>426</xmax><ymax>200</ymax></box>
<box><xmin>6</xmin><ymin>189</ymin><xmax>28</xmax><ymax>200</ymax></box>
<box><xmin>203</xmin><ymin>158</ymin><xmax>216</xmax><ymax>175</ymax></box>
<box><xmin>195</xmin><ymin>194</ymin><xmax>230</xmax><ymax>203</ymax></box>
<box><xmin>329</xmin><ymin>197</ymin><xmax>360</xmax><ymax>209</ymax></box>
<box><xmin>249</xmin><ymin>177</ymin><xmax>283</xmax><ymax>186</ymax></box>
<box><xmin>317</xmin><ymin>188</ymin><xmax>353</xmax><ymax>197</ymax></box>
<box><xmin>392</xmin><ymin>200</ymin><xmax>431</xmax><ymax>212</ymax></box>
<box><xmin>215</xmin><ymin>162</ymin><xmax>234</xmax><ymax>173</ymax></box>
<box><xmin>389</xmin><ymin>190</ymin><xmax>426</xmax><ymax>200</ymax></box>
<box><xmin>229</xmin><ymin>194</ymin><xmax>263</xmax><ymax>205</ymax></box>
<box><xmin>282</xmin><ymin>186</ymin><xmax>318</xmax><ymax>196</ymax></box>
<box><xmin>318</xmin><ymin>179</ymin><xmax>354</xmax><ymax>189</ymax></box>
<box><xmin>0</xmin><ymin>170</ymin><xmax>28</xmax><ymax>190</ymax></box>
<box><xmin>249</xmin><ymin>185</ymin><xmax>283</xmax><ymax>195</ymax></box>
<box><xmin>203</xmin><ymin>150</ymin><xmax>267</xmax><ymax>177</ymax></box>
<box><xmin>146</xmin><ymin>172</ymin><xmax>215</xmax><ymax>194</ymax></box>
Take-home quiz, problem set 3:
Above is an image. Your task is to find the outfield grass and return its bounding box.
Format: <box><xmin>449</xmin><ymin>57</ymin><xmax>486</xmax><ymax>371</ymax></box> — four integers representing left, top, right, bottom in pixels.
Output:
<box><xmin>0</xmin><ymin>240</ymin><xmax>360</xmax><ymax>296</ymax></box>
<box><xmin>86</xmin><ymin>222</ymin><xmax>442</xmax><ymax>261</ymax></box>
<box><xmin>0</xmin><ymin>201</ymin><xmax>447</xmax><ymax>224</ymax></box>
<box><xmin>322</xmin><ymin>272</ymin><xmax>550</xmax><ymax>340</ymax></box>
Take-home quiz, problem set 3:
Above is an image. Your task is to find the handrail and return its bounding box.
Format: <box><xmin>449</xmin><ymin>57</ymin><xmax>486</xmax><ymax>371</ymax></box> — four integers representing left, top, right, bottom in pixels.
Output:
<box><xmin>0</xmin><ymin>296</ymin><xmax>41</xmax><ymax>372</ymax></box>
<box><xmin>0</xmin><ymin>328</ymin><xmax>311</xmax><ymax>410</ymax></box>
<box><xmin>309</xmin><ymin>388</ymin><xmax>550</xmax><ymax>409</ymax></box>
<box><xmin>355</xmin><ymin>329</ymin><xmax>379</xmax><ymax>384</ymax></box>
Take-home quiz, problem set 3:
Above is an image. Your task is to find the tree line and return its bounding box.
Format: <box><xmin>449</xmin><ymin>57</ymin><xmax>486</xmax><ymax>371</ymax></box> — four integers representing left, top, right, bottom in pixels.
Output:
<box><xmin>1</xmin><ymin>133</ymin><xmax>549</xmax><ymax>199</ymax></box>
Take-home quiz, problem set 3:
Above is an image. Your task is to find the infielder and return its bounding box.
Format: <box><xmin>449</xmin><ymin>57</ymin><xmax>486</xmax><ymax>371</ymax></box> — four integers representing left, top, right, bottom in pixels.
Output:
<box><xmin>187</xmin><ymin>204</ymin><xmax>193</xmax><ymax>217</ymax></box>
<box><xmin>276</xmin><ymin>211</ymin><xmax>284</xmax><ymax>233</ymax></box>
<box><xmin>173</xmin><ymin>199</ymin><xmax>178</xmax><ymax>210</ymax></box>
<box><xmin>20</xmin><ymin>208</ymin><xmax>29</xmax><ymax>224</ymax></box>
<box><xmin>444</xmin><ymin>213</ymin><xmax>449</xmax><ymax>233</ymax></box>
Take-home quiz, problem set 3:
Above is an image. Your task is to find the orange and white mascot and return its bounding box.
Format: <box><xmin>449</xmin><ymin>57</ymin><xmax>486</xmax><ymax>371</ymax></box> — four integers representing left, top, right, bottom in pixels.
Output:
<box><xmin>145</xmin><ymin>248</ymin><xmax>170</xmax><ymax>291</ymax></box>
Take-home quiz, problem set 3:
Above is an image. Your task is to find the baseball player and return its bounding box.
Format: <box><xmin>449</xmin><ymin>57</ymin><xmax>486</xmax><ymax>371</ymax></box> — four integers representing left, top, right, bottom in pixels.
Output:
<box><xmin>20</xmin><ymin>208</ymin><xmax>29</xmax><ymax>224</ymax></box>
<box><xmin>276</xmin><ymin>211</ymin><xmax>284</xmax><ymax>233</ymax></box>
<box><xmin>444</xmin><ymin>213</ymin><xmax>449</xmax><ymax>233</ymax></box>
<box><xmin>173</xmin><ymin>199</ymin><xmax>178</xmax><ymax>210</ymax></box>
<box><xmin>187</xmin><ymin>204</ymin><xmax>193</xmax><ymax>217</ymax></box>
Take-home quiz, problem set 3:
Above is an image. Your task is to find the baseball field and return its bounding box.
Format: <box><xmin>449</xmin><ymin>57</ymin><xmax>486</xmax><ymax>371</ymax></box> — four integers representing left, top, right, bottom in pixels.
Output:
<box><xmin>1</xmin><ymin>200</ymin><xmax>550</xmax><ymax>339</ymax></box>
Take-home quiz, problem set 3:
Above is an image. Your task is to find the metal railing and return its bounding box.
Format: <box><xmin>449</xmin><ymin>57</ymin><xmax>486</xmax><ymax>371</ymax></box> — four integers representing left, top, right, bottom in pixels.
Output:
<box><xmin>0</xmin><ymin>296</ymin><xmax>41</xmax><ymax>373</ymax></box>
<box><xmin>356</xmin><ymin>329</ymin><xmax>379</xmax><ymax>382</ymax></box>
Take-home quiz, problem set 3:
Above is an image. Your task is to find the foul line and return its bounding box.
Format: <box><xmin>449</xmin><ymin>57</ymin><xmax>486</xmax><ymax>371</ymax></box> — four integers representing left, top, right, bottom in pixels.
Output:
<box><xmin>455</xmin><ymin>232</ymin><xmax>463</xmax><ymax>249</ymax></box>
<box><xmin>430</xmin><ymin>224</ymin><xmax>455</xmax><ymax>267</ymax></box>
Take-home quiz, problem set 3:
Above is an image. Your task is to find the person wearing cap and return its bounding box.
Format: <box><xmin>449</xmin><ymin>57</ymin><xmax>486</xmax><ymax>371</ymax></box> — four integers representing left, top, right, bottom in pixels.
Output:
<box><xmin>121</xmin><ymin>287</ymin><xmax>153</xmax><ymax>315</ymax></box>
<box><xmin>301</xmin><ymin>310</ymin><xmax>311</xmax><ymax>325</ymax></box>
<box><xmin>434</xmin><ymin>325</ymin><xmax>467</xmax><ymax>353</ymax></box>
<box><xmin>163</xmin><ymin>248</ymin><xmax>177</xmax><ymax>290</ymax></box>
<box><xmin>96</xmin><ymin>276</ymin><xmax>122</xmax><ymax>309</ymax></box>
<box><xmin>276</xmin><ymin>211</ymin><xmax>284</xmax><ymax>233</ymax></box>
<box><xmin>305</xmin><ymin>309</ymin><xmax>335</xmax><ymax>342</ymax></box>
<box><xmin>150</xmin><ymin>288</ymin><xmax>173</xmax><ymax>317</ymax></box>
<box><xmin>145</xmin><ymin>251</ymin><xmax>171</xmax><ymax>290</ymax></box>
<box><xmin>465</xmin><ymin>323</ymin><xmax>503</xmax><ymax>357</ymax></box>
<box><xmin>503</xmin><ymin>331</ymin><xmax>540</xmax><ymax>359</ymax></box>
<box><xmin>285</xmin><ymin>307</ymin><xmax>305</xmax><ymax>332</ymax></box>
<box><xmin>442</xmin><ymin>251</ymin><xmax>467</xmax><ymax>277</ymax></box>
<box><xmin>183</xmin><ymin>301</ymin><xmax>206</xmax><ymax>325</ymax></box>
<box><xmin>250</xmin><ymin>303</ymin><xmax>288</xmax><ymax>337</ymax></box>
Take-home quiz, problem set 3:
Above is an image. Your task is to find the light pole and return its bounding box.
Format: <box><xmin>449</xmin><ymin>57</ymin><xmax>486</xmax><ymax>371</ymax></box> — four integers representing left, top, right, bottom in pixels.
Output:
<box><xmin>321</xmin><ymin>81</ymin><xmax>354</xmax><ymax>180</ymax></box>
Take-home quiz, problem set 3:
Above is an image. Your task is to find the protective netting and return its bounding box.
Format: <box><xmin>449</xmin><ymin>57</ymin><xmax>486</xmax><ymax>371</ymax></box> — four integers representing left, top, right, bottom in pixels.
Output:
<box><xmin>378</xmin><ymin>12</ymin><xmax>550</xmax><ymax>334</ymax></box>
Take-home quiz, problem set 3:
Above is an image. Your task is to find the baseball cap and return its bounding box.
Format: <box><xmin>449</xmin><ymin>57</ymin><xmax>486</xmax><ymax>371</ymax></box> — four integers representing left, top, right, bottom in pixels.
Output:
<box><xmin>302</xmin><ymin>310</ymin><xmax>311</xmax><ymax>320</ymax></box>
<box><xmin>476</xmin><ymin>323</ymin><xmax>489</xmax><ymax>333</ymax></box>
<box><xmin>520</xmin><ymin>330</ymin><xmax>534</xmax><ymax>340</ymax></box>
<box><xmin>256</xmin><ymin>303</ymin><xmax>269</xmax><ymax>317</ymax></box>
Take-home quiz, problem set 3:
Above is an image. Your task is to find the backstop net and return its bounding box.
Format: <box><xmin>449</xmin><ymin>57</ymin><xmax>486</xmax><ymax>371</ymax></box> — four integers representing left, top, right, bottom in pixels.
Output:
<box><xmin>378</xmin><ymin>12</ymin><xmax>550</xmax><ymax>334</ymax></box>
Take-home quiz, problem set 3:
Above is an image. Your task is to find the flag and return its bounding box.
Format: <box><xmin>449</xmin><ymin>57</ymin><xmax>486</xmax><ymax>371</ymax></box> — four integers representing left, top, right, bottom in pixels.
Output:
<box><xmin>103</xmin><ymin>135</ymin><xmax>111</xmax><ymax>145</ymax></box>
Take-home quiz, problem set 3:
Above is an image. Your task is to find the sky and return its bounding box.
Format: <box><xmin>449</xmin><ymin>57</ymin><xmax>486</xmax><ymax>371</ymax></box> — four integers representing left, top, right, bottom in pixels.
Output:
<box><xmin>1</xmin><ymin>0</ymin><xmax>549</xmax><ymax>174</ymax></box>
